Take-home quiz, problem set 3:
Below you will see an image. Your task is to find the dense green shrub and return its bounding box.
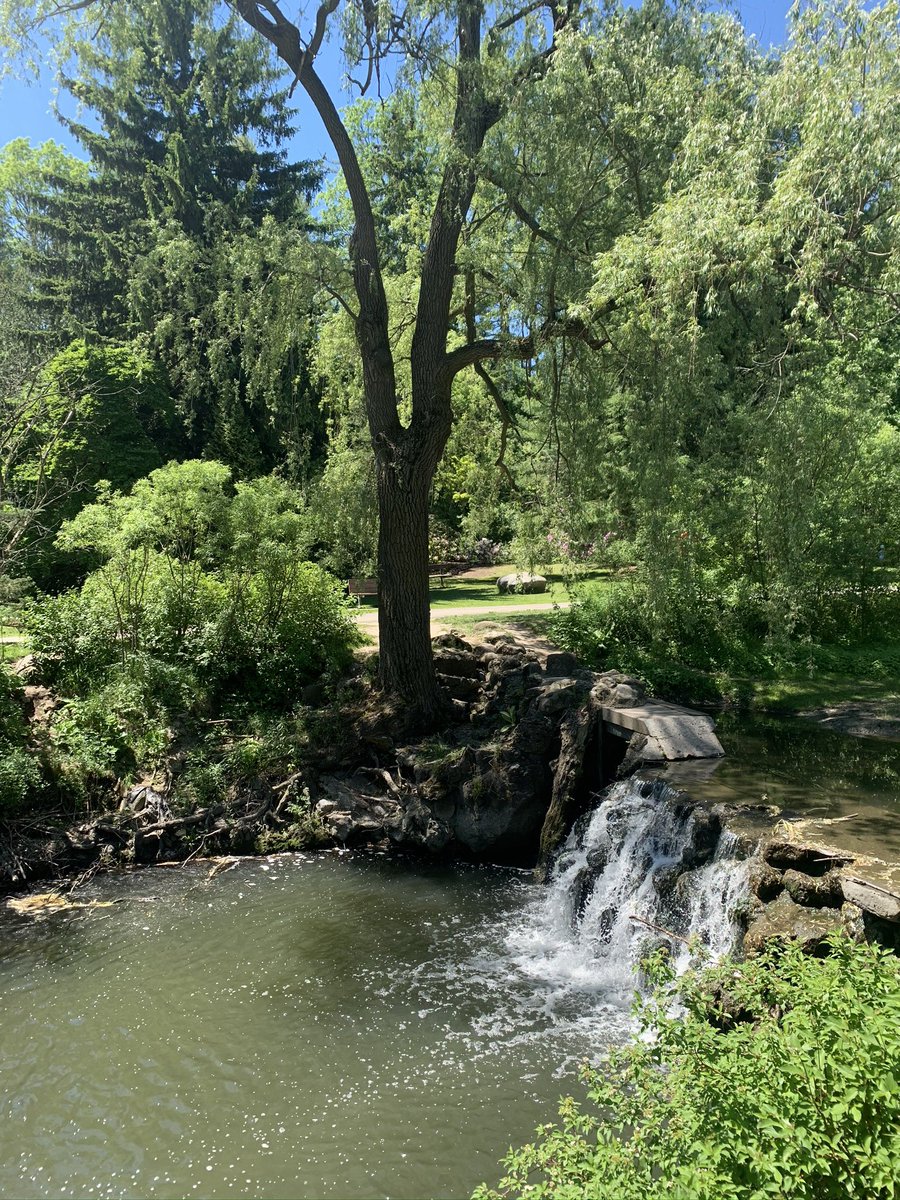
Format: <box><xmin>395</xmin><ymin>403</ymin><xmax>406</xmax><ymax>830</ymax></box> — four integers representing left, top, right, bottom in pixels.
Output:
<box><xmin>0</xmin><ymin>747</ymin><xmax>43</xmax><ymax>812</ymax></box>
<box><xmin>50</xmin><ymin>656</ymin><xmax>196</xmax><ymax>777</ymax></box>
<box><xmin>550</xmin><ymin>578</ymin><xmax>900</xmax><ymax>701</ymax></box>
<box><xmin>477</xmin><ymin>936</ymin><xmax>900</xmax><ymax>1200</ymax></box>
<box><xmin>0</xmin><ymin>664</ymin><xmax>27</xmax><ymax>745</ymax></box>
<box><xmin>26</xmin><ymin>461</ymin><xmax>360</xmax><ymax>727</ymax></box>
<box><xmin>9</xmin><ymin>340</ymin><xmax>181</xmax><ymax>590</ymax></box>
<box><xmin>26</xmin><ymin>588</ymin><xmax>120</xmax><ymax>693</ymax></box>
<box><xmin>205</xmin><ymin>555</ymin><xmax>359</xmax><ymax>703</ymax></box>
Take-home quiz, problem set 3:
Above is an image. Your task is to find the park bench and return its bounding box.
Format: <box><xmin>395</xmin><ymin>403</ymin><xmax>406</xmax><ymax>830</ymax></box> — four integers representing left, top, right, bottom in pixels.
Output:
<box><xmin>429</xmin><ymin>561</ymin><xmax>468</xmax><ymax>586</ymax></box>
<box><xmin>348</xmin><ymin>566</ymin><xmax>459</xmax><ymax>603</ymax></box>
<box><xmin>348</xmin><ymin>577</ymin><xmax>379</xmax><ymax>604</ymax></box>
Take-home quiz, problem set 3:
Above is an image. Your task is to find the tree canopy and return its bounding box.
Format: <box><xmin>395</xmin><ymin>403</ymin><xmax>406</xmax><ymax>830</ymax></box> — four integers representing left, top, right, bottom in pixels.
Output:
<box><xmin>0</xmin><ymin>0</ymin><xmax>897</xmax><ymax>718</ymax></box>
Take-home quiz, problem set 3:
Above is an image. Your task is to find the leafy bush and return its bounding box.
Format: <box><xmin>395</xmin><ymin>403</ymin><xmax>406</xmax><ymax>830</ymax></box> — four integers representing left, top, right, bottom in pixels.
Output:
<box><xmin>220</xmin><ymin>720</ymin><xmax>297</xmax><ymax>782</ymax></box>
<box><xmin>26</xmin><ymin>588</ymin><xmax>121</xmax><ymax>693</ymax></box>
<box><xmin>0</xmin><ymin>667</ymin><xmax>45</xmax><ymax>812</ymax></box>
<box><xmin>22</xmin><ymin>461</ymin><xmax>360</xmax><ymax>785</ymax></box>
<box><xmin>469</xmin><ymin>537</ymin><xmax>505</xmax><ymax>566</ymax></box>
<box><xmin>28</xmin><ymin>461</ymin><xmax>360</xmax><ymax>707</ymax></box>
<box><xmin>10</xmin><ymin>339</ymin><xmax>181</xmax><ymax>590</ymax></box>
<box><xmin>201</xmin><ymin>555</ymin><xmax>360</xmax><ymax>703</ymax></box>
<box><xmin>550</xmin><ymin>577</ymin><xmax>900</xmax><ymax>703</ymax></box>
<box><xmin>255</xmin><ymin>797</ymin><xmax>331</xmax><ymax>853</ymax></box>
<box><xmin>477</xmin><ymin>936</ymin><xmax>900</xmax><ymax>1200</ymax></box>
<box><xmin>50</xmin><ymin>656</ymin><xmax>194</xmax><ymax>777</ymax></box>
<box><xmin>0</xmin><ymin>665</ymin><xmax>27</xmax><ymax>746</ymax></box>
<box><xmin>0</xmin><ymin>747</ymin><xmax>44</xmax><ymax>812</ymax></box>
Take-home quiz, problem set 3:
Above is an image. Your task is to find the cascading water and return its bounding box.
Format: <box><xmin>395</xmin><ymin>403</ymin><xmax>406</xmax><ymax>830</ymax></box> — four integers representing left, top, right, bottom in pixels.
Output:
<box><xmin>504</xmin><ymin>776</ymin><xmax>749</xmax><ymax>1007</ymax></box>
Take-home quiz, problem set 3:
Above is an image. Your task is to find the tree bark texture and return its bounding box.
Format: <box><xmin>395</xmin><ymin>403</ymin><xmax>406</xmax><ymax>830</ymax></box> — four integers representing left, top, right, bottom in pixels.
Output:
<box><xmin>375</xmin><ymin>447</ymin><xmax>438</xmax><ymax>717</ymax></box>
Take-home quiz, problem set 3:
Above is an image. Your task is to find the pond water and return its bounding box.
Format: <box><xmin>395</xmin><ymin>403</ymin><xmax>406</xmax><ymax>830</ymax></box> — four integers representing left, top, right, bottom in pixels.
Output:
<box><xmin>658</xmin><ymin>714</ymin><xmax>900</xmax><ymax>863</ymax></box>
<box><xmin>2</xmin><ymin>715</ymin><xmax>898</xmax><ymax>1200</ymax></box>
<box><xmin>0</xmin><ymin>854</ymin><xmax>632</xmax><ymax>1200</ymax></box>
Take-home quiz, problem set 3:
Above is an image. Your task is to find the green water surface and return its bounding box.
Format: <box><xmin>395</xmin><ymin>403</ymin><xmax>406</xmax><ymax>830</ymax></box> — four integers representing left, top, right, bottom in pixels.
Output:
<box><xmin>0</xmin><ymin>855</ymin><xmax>625</xmax><ymax>1200</ymax></box>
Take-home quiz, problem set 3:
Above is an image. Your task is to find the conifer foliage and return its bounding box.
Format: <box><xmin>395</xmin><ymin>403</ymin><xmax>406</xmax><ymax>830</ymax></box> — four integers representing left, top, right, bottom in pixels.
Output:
<box><xmin>13</xmin><ymin>0</ymin><xmax>323</xmax><ymax>470</ymax></box>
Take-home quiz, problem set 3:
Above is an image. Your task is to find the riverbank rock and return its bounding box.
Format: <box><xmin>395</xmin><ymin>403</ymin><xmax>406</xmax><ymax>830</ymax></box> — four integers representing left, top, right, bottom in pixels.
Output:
<box><xmin>744</xmin><ymin>893</ymin><xmax>845</xmax><ymax>954</ymax></box>
<box><xmin>840</xmin><ymin>875</ymin><xmax>900</xmax><ymax>922</ymax></box>
<box><xmin>299</xmin><ymin>634</ymin><xmax>729</xmax><ymax>870</ymax></box>
<box><xmin>739</xmin><ymin>821</ymin><xmax>900</xmax><ymax>953</ymax></box>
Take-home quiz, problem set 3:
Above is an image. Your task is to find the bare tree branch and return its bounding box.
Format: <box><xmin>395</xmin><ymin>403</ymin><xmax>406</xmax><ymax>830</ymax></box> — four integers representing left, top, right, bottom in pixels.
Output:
<box><xmin>439</xmin><ymin>313</ymin><xmax>611</xmax><ymax>385</ymax></box>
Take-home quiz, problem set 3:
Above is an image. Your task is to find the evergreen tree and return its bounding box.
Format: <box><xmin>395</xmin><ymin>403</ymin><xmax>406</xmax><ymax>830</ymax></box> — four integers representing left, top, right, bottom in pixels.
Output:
<box><xmin>16</xmin><ymin>0</ymin><xmax>323</xmax><ymax>469</ymax></box>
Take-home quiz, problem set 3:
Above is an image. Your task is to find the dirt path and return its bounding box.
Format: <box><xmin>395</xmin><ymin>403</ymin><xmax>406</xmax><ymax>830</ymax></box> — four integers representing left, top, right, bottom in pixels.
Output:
<box><xmin>354</xmin><ymin>601</ymin><xmax>571</xmax><ymax>644</ymax></box>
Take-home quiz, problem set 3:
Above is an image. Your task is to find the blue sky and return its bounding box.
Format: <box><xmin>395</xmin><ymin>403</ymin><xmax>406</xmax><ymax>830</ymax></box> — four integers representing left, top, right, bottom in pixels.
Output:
<box><xmin>0</xmin><ymin>0</ymin><xmax>794</xmax><ymax>172</ymax></box>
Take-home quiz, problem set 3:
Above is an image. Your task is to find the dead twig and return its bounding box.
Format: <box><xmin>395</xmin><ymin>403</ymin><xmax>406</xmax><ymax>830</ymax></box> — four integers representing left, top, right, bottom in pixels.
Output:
<box><xmin>629</xmin><ymin>914</ymin><xmax>691</xmax><ymax>946</ymax></box>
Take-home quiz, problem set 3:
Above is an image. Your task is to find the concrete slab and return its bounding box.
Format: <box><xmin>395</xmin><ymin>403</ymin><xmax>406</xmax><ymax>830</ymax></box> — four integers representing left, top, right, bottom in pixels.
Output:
<box><xmin>841</xmin><ymin>875</ymin><xmax>900</xmax><ymax>922</ymax></box>
<box><xmin>599</xmin><ymin>703</ymin><xmax>724</xmax><ymax>760</ymax></box>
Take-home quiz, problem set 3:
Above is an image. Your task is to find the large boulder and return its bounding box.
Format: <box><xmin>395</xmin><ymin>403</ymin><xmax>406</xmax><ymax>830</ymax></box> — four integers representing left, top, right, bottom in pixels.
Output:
<box><xmin>497</xmin><ymin>571</ymin><xmax>547</xmax><ymax>594</ymax></box>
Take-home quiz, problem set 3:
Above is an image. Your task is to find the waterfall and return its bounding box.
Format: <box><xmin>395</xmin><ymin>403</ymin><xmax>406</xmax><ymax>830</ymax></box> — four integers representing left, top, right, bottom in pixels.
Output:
<box><xmin>505</xmin><ymin>776</ymin><xmax>749</xmax><ymax>1005</ymax></box>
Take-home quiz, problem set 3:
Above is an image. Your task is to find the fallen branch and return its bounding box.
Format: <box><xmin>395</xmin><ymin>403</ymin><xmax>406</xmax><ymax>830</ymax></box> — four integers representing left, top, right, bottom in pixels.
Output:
<box><xmin>272</xmin><ymin>771</ymin><xmax>304</xmax><ymax>817</ymax></box>
<box><xmin>272</xmin><ymin>771</ymin><xmax>303</xmax><ymax>793</ymax></box>
<box><xmin>629</xmin><ymin>913</ymin><xmax>691</xmax><ymax>946</ymax></box>
<box><xmin>358</xmin><ymin>766</ymin><xmax>404</xmax><ymax>797</ymax></box>
<box><xmin>67</xmin><ymin>859</ymin><xmax>104</xmax><ymax>893</ymax></box>
<box><xmin>139</xmin><ymin>806</ymin><xmax>224</xmax><ymax>838</ymax></box>
<box><xmin>206</xmin><ymin>857</ymin><xmax>240</xmax><ymax>881</ymax></box>
<box><xmin>181</xmin><ymin>830</ymin><xmax>219</xmax><ymax>867</ymax></box>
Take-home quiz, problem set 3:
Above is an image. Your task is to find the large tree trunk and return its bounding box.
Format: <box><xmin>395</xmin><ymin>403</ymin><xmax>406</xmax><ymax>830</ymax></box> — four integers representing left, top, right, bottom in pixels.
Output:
<box><xmin>374</xmin><ymin>412</ymin><xmax>450</xmax><ymax>724</ymax></box>
<box><xmin>375</xmin><ymin>458</ymin><xmax>436</xmax><ymax>718</ymax></box>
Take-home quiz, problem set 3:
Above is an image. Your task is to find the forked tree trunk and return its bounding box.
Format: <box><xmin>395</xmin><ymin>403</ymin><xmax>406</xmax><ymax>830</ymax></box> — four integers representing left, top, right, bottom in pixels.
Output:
<box><xmin>231</xmin><ymin>2</ymin><xmax>501</xmax><ymax>724</ymax></box>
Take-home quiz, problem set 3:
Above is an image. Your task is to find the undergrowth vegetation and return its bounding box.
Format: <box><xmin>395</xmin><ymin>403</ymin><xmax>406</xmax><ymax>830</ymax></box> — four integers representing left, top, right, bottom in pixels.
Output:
<box><xmin>549</xmin><ymin>577</ymin><xmax>900</xmax><ymax>705</ymax></box>
<box><xmin>14</xmin><ymin>460</ymin><xmax>361</xmax><ymax>793</ymax></box>
<box><xmin>0</xmin><ymin>667</ymin><xmax>44</xmax><ymax>812</ymax></box>
<box><xmin>477</xmin><ymin>935</ymin><xmax>900</xmax><ymax>1200</ymax></box>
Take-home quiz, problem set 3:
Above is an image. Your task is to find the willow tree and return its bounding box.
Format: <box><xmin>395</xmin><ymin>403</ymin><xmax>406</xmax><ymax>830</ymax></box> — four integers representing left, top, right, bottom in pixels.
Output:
<box><xmin>227</xmin><ymin>0</ymin><xmax>599</xmax><ymax>720</ymax></box>
<box><xmin>6</xmin><ymin>0</ymin><xmax>580</xmax><ymax>717</ymax></box>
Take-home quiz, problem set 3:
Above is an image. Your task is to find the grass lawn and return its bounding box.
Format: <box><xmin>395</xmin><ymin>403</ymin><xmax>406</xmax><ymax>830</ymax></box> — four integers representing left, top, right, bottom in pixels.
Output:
<box><xmin>734</xmin><ymin>667</ymin><xmax>900</xmax><ymax>714</ymax></box>
<box><xmin>0</xmin><ymin>637</ymin><xmax>27</xmax><ymax>664</ymax></box>
<box><xmin>351</xmin><ymin>564</ymin><xmax>616</xmax><ymax>611</ymax></box>
<box><xmin>0</xmin><ymin>614</ymin><xmax>27</xmax><ymax>664</ymax></box>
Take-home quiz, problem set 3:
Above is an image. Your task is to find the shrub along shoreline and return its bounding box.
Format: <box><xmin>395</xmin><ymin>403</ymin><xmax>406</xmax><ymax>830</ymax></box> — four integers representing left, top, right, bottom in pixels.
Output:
<box><xmin>484</xmin><ymin>580</ymin><xmax>900</xmax><ymax>716</ymax></box>
<box><xmin>476</xmin><ymin>934</ymin><xmax>900</xmax><ymax>1200</ymax></box>
<box><xmin>0</xmin><ymin>461</ymin><xmax>363</xmax><ymax>862</ymax></box>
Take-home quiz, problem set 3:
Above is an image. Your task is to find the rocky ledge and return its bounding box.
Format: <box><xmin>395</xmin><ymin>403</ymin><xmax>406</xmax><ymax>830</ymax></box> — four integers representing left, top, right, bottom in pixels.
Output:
<box><xmin>745</xmin><ymin>824</ymin><xmax>900</xmax><ymax>952</ymax></box>
<box><xmin>0</xmin><ymin>632</ymin><xmax>725</xmax><ymax>894</ymax></box>
<box><xmin>310</xmin><ymin>631</ymin><xmax>723</xmax><ymax>873</ymax></box>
